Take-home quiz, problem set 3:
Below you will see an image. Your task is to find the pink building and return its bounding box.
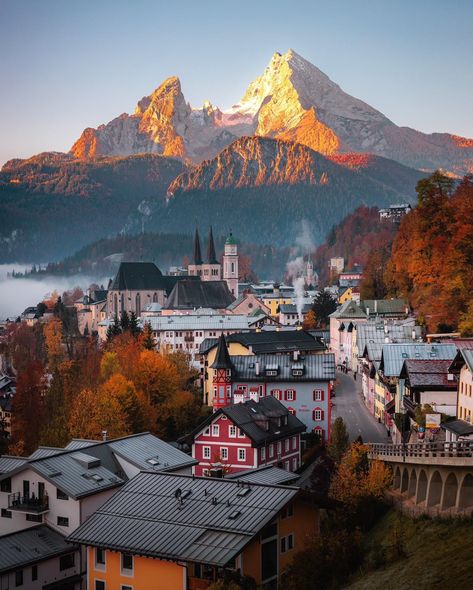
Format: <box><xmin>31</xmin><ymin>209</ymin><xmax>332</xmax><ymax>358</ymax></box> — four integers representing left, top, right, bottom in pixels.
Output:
<box><xmin>189</xmin><ymin>396</ymin><xmax>306</xmax><ymax>477</ymax></box>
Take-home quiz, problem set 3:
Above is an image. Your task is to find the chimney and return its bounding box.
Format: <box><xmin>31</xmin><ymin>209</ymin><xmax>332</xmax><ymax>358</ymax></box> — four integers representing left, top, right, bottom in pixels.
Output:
<box><xmin>248</xmin><ymin>345</ymin><xmax>253</xmax><ymax>355</ymax></box>
<box><xmin>412</xmin><ymin>329</ymin><xmax>416</xmax><ymax>341</ymax></box>
<box><xmin>374</xmin><ymin>300</ymin><xmax>378</xmax><ymax>314</ymax></box>
<box><xmin>102</xmin><ymin>430</ymin><xmax>108</xmax><ymax>442</ymax></box>
<box><xmin>293</xmin><ymin>350</ymin><xmax>300</xmax><ymax>361</ymax></box>
<box><xmin>366</xmin><ymin>307</ymin><xmax>370</xmax><ymax>318</ymax></box>
<box><xmin>255</xmin><ymin>361</ymin><xmax>260</xmax><ymax>376</ymax></box>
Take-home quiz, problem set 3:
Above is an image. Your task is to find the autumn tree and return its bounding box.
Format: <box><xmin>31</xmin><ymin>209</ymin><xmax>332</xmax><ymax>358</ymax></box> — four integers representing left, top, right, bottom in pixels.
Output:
<box><xmin>302</xmin><ymin>309</ymin><xmax>317</xmax><ymax>330</ymax></box>
<box><xmin>44</xmin><ymin>318</ymin><xmax>64</xmax><ymax>371</ymax></box>
<box><xmin>11</xmin><ymin>362</ymin><xmax>46</xmax><ymax>455</ymax></box>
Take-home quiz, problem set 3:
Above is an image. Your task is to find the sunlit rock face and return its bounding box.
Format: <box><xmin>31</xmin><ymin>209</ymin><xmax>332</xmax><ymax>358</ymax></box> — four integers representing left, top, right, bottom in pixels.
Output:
<box><xmin>70</xmin><ymin>50</ymin><xmax>473</xmax><ymax>173</ymax></box>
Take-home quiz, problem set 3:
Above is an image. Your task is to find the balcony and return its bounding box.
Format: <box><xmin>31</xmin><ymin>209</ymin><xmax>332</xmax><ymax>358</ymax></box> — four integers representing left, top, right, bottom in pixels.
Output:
<box><xmin>8</xmin><ymin>492</ymin><xmax>49</xmax><ymax>514</ymax></box>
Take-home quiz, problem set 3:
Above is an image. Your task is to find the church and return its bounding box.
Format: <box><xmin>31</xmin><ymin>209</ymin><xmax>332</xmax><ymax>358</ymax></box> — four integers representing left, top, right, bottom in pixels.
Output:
<box><xmin>187</xmin><ymin>227</ymin><xmax>239</xmax><ymax>298</ymax></box>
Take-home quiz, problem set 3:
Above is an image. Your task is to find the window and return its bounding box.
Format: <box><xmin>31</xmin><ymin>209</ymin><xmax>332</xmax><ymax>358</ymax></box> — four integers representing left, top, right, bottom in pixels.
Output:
<box><xmin>0</xmin><ymin>477</ymin><xmax>11</xmax><ymax>493</ymax></box>
<box><xmin>15</xmin><ymin>570</ymin><xmax>23</xmax><ymax>586</ymax></box>
<box><xmin>269</xmin><ymin>444</ymin><xmax>274</xmax><ymax>458</ymax></box>
<box><xmin>261</xmin><ymin>447</ymin><xmax>266</xmax><ymax>461</ymax></box>
<box><xmin>313</xmin><ymin>389</ymin><xmax>324</xmax><ymax>401</ymax></box>
<box><xmin>212</xmin><ymin>424</ymin><xmax>219</xmax><ymax>437</ymax></box>
<box><xmin>31</xmin><ymin>565</ymin><xmax>38</xmax><ymax>581</ymax></box>
<box><xmin>280</xmin><ymin>533</ymin><xmax>294</xmax><ymax>553</ymax></box>
<box><xmin>313</xmin><ymin>409</ymin><xmax>323</xmax><ymax>421</ymax></box>
<box><xmin>238</xmin><ymin>448</ymin><xmax>246</xmax><ymax>462</ymax></box>
<box><xmin>229</xmin><ymin>425</ymin><xmax>237</xmax><ymax>437</ymax></box>
<box><xmin>202</xmin><ymin>469</ymin><xmax>210</xmax><ymax>477</ymax></box>
<box><xmin>121</xmin><ymin>586</ymin><xmax>133</xmax><ymax>590</ymax></box>
<box><xmin>95</xmin><ymin>582</ymin><xmax>105</xmax><ymax>590</ymax></box>
<box><xmin>292</xmin><ymin>436</ymin><xmax>297</xmax><ymax>450</ymax></box>
<box><xmin>95</xmin><ymin>547</ymin><xmax>106</xmax><ymax>569</ymax></box>
<box><xmin>56</xmin><ymin>488</ymin><xmax>68</xmax><ymax>500</ymax></box>
<box><xmin>121</xmin><ymin>553</ymin><xmax>133</xmax><ymax>574</ymax></box>
<box><xmin>220</xmin><ymin>447</ymin><xmax>228</xmax><ymax>460</ymax></box>
<box><xmin>285</xmin><ymin>389</ymin><xmax>295</xmax><ymax>401</ymax></box>
<box><xmin>57</xmin><ymin>516</ymin><xmax>69</xmax><ymax>527</ymax></box>
<box><xmin>60</xmin><ymin>553</ymin><xmax>75</xmax><ymax>571</ymax></box>
<box><xmin>292</xmin><ymin>458</ymin><xmax>298</xmax><ymax>471</ymax></box>
<box><xmin>288</xmin><ymin>407</ymin><xmax>296</xmax><ymax>416</ymax></box>
<box><xmin>226</xmin><ymin>386</ymin><xmax>232</xmax><ymax>398</ymax></box>
<box><xmin>238</xmin><ymin>429</ymin><xmax>245</xmax><ymax>438</ymax></box>
<box><xmin>277</xmin><ymin>441</ymin><xmax>282</xmax><ymax>455</ymax></box>
<box><xmin>280</xmin><ymin>536</ymin><xmax>286</xmax><ymax>553</ymax></box>
<box><xmin>204</xmin><ymin>426</ymin><xmax>210</xmax><ymax>436</ymax></box>
<box><xmin>284</xmin><ymin>460</ymin><xmax>290</xmax><ymax>470</ymax></box>
<box><xmin>26</xmin><ymin>514</ymin><xmax>42</xmax><ymax>523</ymax></box>
<box><xmin>271</xmin><ymin>389</ymin><xmax>282</xmax><ymax>400</ymax></box>
<box><xmin>203</xmin><ymin>446</ymin><xmax>211</xmax><ymax>460</ymax></box>
<box><xmin>1</xmin><ymin>508</ymin><xmax>11</xmax><ymax>518</ymax></box>
<box><xmin>284</xmin><ymin>439</ymin><xmax>289</xmax><ymax>452</ymax></box>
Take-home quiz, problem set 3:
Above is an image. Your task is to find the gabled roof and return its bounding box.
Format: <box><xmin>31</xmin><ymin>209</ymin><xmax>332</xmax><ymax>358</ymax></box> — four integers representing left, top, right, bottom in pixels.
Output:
<box><xmin>29</xmin><ymin>447</ymin><xmax>64</xmax><ymax>460</ymax></box>
<box><xmin>400</xmin><ymin>359</ymin><xmax>457</xmax><ymax>390</ymax></box>
<box><xmin>330</xmin><ymin>300</ymin><xmax>367</xmax><ymax>319</ymax></box>
<box><xmin>165</xmin><ymin>280</ymin><xmax>235</xmax><ymax>310</ymax></box>
<box><xmin>379</xmin><ymin>343</ymin><xmax>457</xmax><ymax>377</ymax></box>
<box><xmin>356</xmin><ymin>321</ymin><xmax>421</xmax><ymax>355</ymax></box>
<box><xmin>110</xmin><ymin>262</ymin><xmax>164</xmax><ymax>291</ymax></box>
<box><xmin>0</xmin><ymin>525</ymin><xmax>77</xmax><ymax>574</ymax></box>
<box><xmin>67</xmin><ymin>471</ymin><xmax>299</xmax><ymax>566</ymax></box>
<box><xmin>199</xmin><ymin>330</ymin><xmax>325</xmax><ymax>356</ymax></box>
<box><xmin>449</xmin><ymin>348</ymin><xmax>473</xmax><ymax>374</ymax></box>
<box><xmin>0</xmin><ymin>433</ymin><xmax>195</xmax><ymax>499</ymax></box>
<box><xmin>279</xmin><ymin>303</ymin><xmax>312</xmax><ymax>314</ymax></box>
<box><xmin>361</xmin><ymin>299</ymin><xmax>408</xmax><ymax>316</ymax></box>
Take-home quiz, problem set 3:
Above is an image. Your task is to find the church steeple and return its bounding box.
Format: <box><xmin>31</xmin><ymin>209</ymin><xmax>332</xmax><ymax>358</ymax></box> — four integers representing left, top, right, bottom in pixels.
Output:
<box><xmin>207</xmin><ymin>226</ymin><xmax>218</xmax><ymax>264</ymax></box>
<box><xmin>193</xmin><ymin>228</ymin><xmax>203</xmax><ymax>265</ymax></box>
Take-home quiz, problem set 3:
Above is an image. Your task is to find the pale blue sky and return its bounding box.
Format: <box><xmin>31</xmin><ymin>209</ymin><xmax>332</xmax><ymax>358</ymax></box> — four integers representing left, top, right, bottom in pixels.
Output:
<box><xmin>1</xmin><ymin>0</ymin><xmax>472</xmax><ymax>165</ymax></box>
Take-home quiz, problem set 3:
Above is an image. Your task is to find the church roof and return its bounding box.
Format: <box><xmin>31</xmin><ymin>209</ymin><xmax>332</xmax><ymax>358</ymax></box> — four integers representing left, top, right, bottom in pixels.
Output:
<box><xmin>225</xmin><ymin>232</ymin><xmax>237</xmax><ymax>245</ymax></box>
<box><xmin>165</xmin><ymin>280</ymin><xmax>235</xmax><ymax>310</ymax></box>
<box><xmin>207</xmin><ymin>226</ymin><xmax>218</xmax><ymax>264</ymax></box>
<box><xmin>193</xmin><ymin>228</ymin><xmax>203</xmax><ymax>265</ymax></box>
<box><xmin>110</xmin><ymin>263</ymin><xmax>164</xmax><ymax>291</ymax></box>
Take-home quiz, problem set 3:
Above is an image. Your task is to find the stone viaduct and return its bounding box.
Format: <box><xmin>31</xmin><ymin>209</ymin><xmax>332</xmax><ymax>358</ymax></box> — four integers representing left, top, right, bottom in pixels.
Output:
<box><xmin>368</xmin><ymin>441</ymin><xmax>473</xmax><ymax>516</ymax></box>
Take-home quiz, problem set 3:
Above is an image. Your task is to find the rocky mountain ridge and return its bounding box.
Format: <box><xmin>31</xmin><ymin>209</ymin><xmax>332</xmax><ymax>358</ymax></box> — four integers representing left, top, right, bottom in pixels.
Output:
<box><xmin>69</xmin><ymin>49</ymin><xmax>473</xmax><ymax>173</ymax></box>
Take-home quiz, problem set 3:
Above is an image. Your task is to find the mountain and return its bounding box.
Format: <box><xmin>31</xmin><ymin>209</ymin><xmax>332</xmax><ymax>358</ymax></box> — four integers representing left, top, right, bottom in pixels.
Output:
<box><xmin>70</xmin><ymin>49</ymin><xmax>473</xmax><ymax>173</ymax></box>
<box><xmin>148</xmin><ymin>136</ymin><xmax>419</xmax><ymax>247</ymax></box>
<box><xmin>0</xmin><ymin>153</ymin><xmax>184</xmax><ymax>262</ymax></box>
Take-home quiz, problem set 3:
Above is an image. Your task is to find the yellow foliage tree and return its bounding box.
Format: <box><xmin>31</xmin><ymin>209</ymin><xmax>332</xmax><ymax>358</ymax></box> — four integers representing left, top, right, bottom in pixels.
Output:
<box><xmin>44</xmin><ymin>318</ymin><xmax>64</xmax><ymax>371</ymax></box>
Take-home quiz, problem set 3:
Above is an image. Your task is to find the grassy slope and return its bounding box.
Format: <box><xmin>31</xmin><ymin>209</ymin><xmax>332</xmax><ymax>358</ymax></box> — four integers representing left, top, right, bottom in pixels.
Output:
<box><xmin>345</xmin><ymin>509</ymin><xmax>473</xmax><ymax>590</ymax></box>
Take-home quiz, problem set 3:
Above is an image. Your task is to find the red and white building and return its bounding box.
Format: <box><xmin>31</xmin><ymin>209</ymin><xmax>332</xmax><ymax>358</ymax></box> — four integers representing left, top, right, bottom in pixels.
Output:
<box><xmin>188</xmin><ymin>396</ymin><xmax>306</xmax><ymax>477</ymax></box>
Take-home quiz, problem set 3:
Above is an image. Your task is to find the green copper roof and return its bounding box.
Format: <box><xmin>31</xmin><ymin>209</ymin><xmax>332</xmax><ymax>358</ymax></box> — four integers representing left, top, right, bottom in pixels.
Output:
<box><xmin>225</xmin><ymin>232</ymin><xmax>237</xmax><ymax>245</ymax></box>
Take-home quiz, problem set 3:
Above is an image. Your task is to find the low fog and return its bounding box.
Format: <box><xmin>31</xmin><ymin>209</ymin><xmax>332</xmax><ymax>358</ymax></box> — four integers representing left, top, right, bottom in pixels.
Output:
<box><xmin>0</xmin><ymin>265</ymin><xmax>109</xmax><ymax>320</ymax></box>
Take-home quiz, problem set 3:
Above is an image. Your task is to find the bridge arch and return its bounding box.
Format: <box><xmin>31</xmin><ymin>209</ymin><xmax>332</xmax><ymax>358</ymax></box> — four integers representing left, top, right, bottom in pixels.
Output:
<box><xmin>426</xmin><ymin>471</ymin><xmax>442</xmax><ymax>508</ymax></box>
<box><xmin>407</xmin><ymin>468</ymin><xmax>417</xmax><ymax>498</ymax></box>
<box><xmin>393</xmin><ymin>466</ymin><xmax>401</xmax><ymax>490</ymax></box>
<box><xmin>441</xmin><ymin>472</ymin><xmax>458</xmax><ymax>510</ymax></box>
<box><xmin>400</xmin><ymin>467</ymin><xmax>409</xmax><ymax>493</ymax></box>
<box><xmin>416</xmin><ymin>469</ymin><xmax>428</xmax><ymax>505</ymax></box>
<box><xmin>458</xmin><ymin>473</ymin><xmax>473</xmax><ymax>511</ymax></box>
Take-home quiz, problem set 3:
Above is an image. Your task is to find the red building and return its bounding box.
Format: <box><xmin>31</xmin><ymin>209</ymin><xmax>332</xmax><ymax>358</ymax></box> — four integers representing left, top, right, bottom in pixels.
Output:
<box><xmin>189</xmin><ymin>396</ymin><xmax>306</xmax><ymax>476</ymax></box>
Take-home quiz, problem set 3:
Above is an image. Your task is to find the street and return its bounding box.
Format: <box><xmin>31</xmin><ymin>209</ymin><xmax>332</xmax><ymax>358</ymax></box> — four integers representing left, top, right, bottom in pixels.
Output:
<box><xmin>331</xmin><ymin>371</ymin><xmax>391</xmax><ymax>444</ymax></box>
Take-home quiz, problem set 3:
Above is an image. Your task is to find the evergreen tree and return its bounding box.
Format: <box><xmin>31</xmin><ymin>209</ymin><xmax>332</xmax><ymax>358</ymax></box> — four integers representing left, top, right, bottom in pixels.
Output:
<box><xmin>120</xmin><ymin>310</ymin><xmax>130</xmax><ymax>332</ymax></box>
<box><xmin>311</xmin><ymin>291</ymin><xmax>337</xmax><ymax>327</ymax></box>
<box><xmin>142</xmin><ymin>322</ymin><xmax>155</xmax><ymax>350</ymax></box>
<box><xmin>328</xmin><ymin>417</ymin><xmax>349</xmax><ymax>463</ymax></box>
<box><xmin>83</xmin><ymin>324</ymin><xmax>89</xmax><ymax>337</ymax></box>
<box><xmin>129</xmin><ymin>312</ymin><xmax>141</xmax><ymax>337</ymax></box>
<box><xmin>112</xmin><ymin>314</ymin><xmax>122</xmax><ymax>337</ymax></box>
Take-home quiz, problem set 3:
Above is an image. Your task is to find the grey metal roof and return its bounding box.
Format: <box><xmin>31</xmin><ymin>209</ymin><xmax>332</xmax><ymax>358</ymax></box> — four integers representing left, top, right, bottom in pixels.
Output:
<box><xmin>0</xmin><ymin>433</ymin><xmax>195</xmax><ymax>499</ymax></box>
<box><xmin>329</xmin><ymin>300</ymin><xmax>367</xmax><ymax>319</ymax></box>
<box><xmin>107</xmin><ymin>432</ymin><xmax>197</xmax><ymax>472</ymax></box>
<box><xmin>230</xmin><ymin>353</ymin><xmax>336</xmax><ymax>382</ymax></box>
<box><xmin>65</xmin><ymin>439</ymin><xmax>97</xmax><ymax>450</ymax></box>
<box><xmin>147</xmin><ymin>314</ymin><xmax>253</xmax><ymax>332</ymax></box>
<box><xmin>0</xmin><ymin>525</ymin><xmax>76</xmax><ymax>574</ymax></box>
<box><xmin>356</xmin><ymin>321</ymin><xmax>422</xmax><ymax>356</ymax></box>
<box><xmin>29</xmin><ymin>447</ymin><xmax>64</xmax><ymax>460</ymax></box>
<box><xmin>441</xmin><ymin>419</ymin><xmax>473</xmax><ymax>436</ymax></box>
<box><xmin>279</xmin><ymin>304</ymin><xmax>312</xmax><ymax>314</ymax></box>
<box><xmin>67</xmin><ymin>471</ymin><xmax>299</xmax><ymax>566</ymax></box>
<box><xmin>379</xmin><ymin>343</ymin><xmax>457</xmax><ymax>377</ymax></box>
<box><xmin>0</xmin><ymin>455</ymin><xmax>27</xmax><ymax>474</ymax></box>
<box><xmin>226</xmin><ymin>465</ymin><xmax>298</xmax><ymax>485</ymax></box>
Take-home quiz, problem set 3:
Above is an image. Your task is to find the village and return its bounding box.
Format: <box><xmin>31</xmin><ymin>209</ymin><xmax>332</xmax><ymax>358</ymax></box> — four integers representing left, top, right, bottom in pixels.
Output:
<box><xmin>0</xmin><ymin>212</ymin><xmax>473</xmax><ymax>590</ymax></box>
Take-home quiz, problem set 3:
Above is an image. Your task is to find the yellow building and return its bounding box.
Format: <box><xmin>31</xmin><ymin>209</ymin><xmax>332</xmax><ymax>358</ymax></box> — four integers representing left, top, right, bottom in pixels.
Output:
<box><xmin>70</xmin><ymin>471</ymin><xmax>320</xmax><ymax>590</ymax></box>
<box><xmin>261</xmin><ymin>295</ymin><xmax>293</xmax><ymax>317</ymax></box>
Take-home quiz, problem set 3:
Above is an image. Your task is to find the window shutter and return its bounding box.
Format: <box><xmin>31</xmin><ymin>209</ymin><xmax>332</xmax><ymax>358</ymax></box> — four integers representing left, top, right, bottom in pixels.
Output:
<box><xmin>320</xmin><ymin>389</ymin><xmax>324</xmax><ymax>401</ymax></box>
<box><xmin>313</xmin><ymin>390</ymin><xmax>316</xmax><ymax>401</ymax></box>
<box><xmin>293</xmin><ymin>390</ymin><xmax>296</xmax><ymax>401</ymax></box>
<box><xmin>312</xmin><ymin>410</ymin><xmax>315</xmax><ymax>421</ymax></box>
<box><xmin>321</xmin><ymin>410</ymin><xmax>325</xmax><ymax>421</ymax></box>
<box><xmin>284</xmin><ymin>390</ymin><xmax>288</xmax><ymax>401</ymax></box>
